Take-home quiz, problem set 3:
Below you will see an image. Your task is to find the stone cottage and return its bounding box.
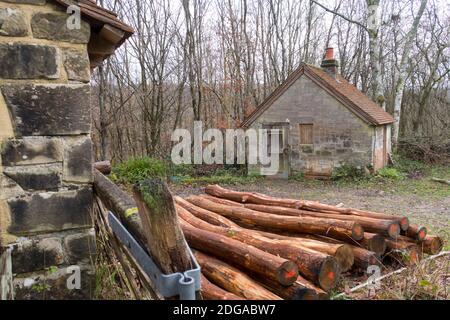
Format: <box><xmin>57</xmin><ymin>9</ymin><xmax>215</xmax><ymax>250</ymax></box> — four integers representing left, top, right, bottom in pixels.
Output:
<box><xmin>241</xmin><ymin>48</ymin><xmax>395</xmax><ymax>179</ymax></box>
<box><xmin>0</xmin><ymin>0</ymin><xmax>133</xmax><ymax>299</ymax></box>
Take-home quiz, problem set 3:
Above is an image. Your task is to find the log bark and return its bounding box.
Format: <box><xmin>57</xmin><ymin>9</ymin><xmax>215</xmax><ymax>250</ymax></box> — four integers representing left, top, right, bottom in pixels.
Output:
<box><xmin>255</xmin><ymin>275</ymin><xmax>328</xmax><ymax>300</ymax></box>
<box><xmin>177</xmin><ymin>205</ymin><xmax>339</xmax><ymax>291</ymax></box>
<box><xmin>403</xmin><ymin>224</ymin><xmax>427</xmax><ymax>242</ymax></box>
<box><xmin>94</xmin><ymin>161</ymin><xmax>112</xmax><ymax>175</ymax></box>
<box><xmin>201</xmin><ymin>274</ymin><xmax>245</xmax><ymax>300</ymax></box>
<box><xmin>180</xmin><ymin>219</ymin><xmax>299</xmax><ymax>286</ymax></box>
<box><xmin>293</xmin><ymin>234</ymin><xmax>382</xmax><ymax>270</ymax></box>
<box><xmin>133</xmin><ymin>179</ymin><xmax>193</xmax><ymax>274</ymax></box>
<box><xmin>186</xmin><ymin>195</ymin><xmax>364</xmax><ymax>241</ymax></box>
<box><xmin>243</xmin><ymin>203</ymin><xmax>400</xmax><ymax>239</ymax></box>
<box><xmin>93</xmin><ymin>170</ymin><xmax>146</xmax><ymax>247</ymax></box>
<box><xmin>251</xmin><ymin>231</ymin><xmax>354</xmax><ymax>273</ymax></box>
<box><xmin>175</xmin><ymin>196</ymin><xmax>239</xmax><ymax>228</ymax></box>
<box><xmin>195</xmin><ymin>251</ymin><xmax>281</xmax><ymax>300</ymax></box>
<box><xmin>205</xmin><ymin>185</ymin><xmax>409</xmax><ymax>231</ymax></box>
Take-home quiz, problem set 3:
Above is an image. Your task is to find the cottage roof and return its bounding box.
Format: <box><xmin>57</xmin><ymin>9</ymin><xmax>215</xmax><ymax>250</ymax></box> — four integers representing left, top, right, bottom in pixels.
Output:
<box><xmin>241</xmin><ymin>63</ymin><xmax>395</xmax><ymax>128</ymax></box>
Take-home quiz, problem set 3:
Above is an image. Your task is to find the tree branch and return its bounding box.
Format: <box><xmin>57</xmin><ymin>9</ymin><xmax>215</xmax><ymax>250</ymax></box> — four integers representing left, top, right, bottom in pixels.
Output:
<box><xmin>310</xmin><ymin>0</ymin><xmax>368</xmax><ymax>32</ymax></box>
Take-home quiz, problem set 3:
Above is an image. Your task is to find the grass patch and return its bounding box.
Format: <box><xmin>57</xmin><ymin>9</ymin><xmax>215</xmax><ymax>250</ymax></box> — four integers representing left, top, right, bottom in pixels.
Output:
<box><xmin>111</xmin><ymin>157</ymin><xmax>167</xmax><ymax>185</ymax></box>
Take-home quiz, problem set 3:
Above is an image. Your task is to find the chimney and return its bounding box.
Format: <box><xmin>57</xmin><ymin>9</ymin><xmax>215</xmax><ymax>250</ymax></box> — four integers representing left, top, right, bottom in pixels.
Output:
<box><xmin>321</xmin><ymin>47</ymin><xmax>339</xmax><ymax>78</ymax></box>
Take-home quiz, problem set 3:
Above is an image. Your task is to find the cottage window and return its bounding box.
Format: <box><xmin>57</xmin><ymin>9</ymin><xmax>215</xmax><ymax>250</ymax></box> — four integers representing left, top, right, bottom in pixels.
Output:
<box><xmin>299</xmin><ymin>124</ymin><xmax>313</xmax><ymax>145</ymax></box>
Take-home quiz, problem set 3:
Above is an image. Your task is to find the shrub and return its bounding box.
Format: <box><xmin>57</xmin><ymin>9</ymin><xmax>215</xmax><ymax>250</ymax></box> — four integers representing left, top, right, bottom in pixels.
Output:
<box><xmin>331</xmin><ymin>164</ymin><xmax>367</xmax><ymax>181</ymax></box>
<box><xmin>111</xmin><ymin>157</ymin><xmax>167</xmax><ymax>185</ymax></box>
<box><xmin>376</xmin><ymin>167</ymin><xmax>403</xmax><ymax>180</ymax></box>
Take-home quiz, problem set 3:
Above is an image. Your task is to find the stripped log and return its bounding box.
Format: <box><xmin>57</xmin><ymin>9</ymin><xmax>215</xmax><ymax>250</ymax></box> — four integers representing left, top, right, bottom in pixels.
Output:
<box><xmin>180</xmin><ymin>219</ymin><xmax>298</xmax><ymax>286</ymax></box>
<box><xmin>175</xmin><ymin>196</ymin><xmax>239</xmax><ymax>228</ymax></box>
<box><xmin>351</xmin><ymin>247</ymin><xmax>382</xmax><ymax>269</ymax></box>
<box><xmin>403</xmin><ymin>224</ymin><xmax>427</xmax><ymax>242</ymax></box>
<box><xmin>357</xmin><ymin>233</ymin><xmax>387</xmax><ymax>256</ymax></box>
<box><xmin>200</xmin><ymin>194</ymin><xmax>244</xmax><ymax>207</ymax></box>
<box><xmin>385</xmin><ymin>238</ymin><xmax>420</xmax><ymax>266</ymax></box>
<box><xmin>420</xmin><ymin>235</ymin><xmax>443</xmax><ymax>255</ymax></box>
<box><xmin>195</xmin><ymin>251</ymin><xmax>281</xmax><ymax>300</ymax></box>
<box><xmin>243</xmin><ymin>203</ymin><xmax>400</xmax><ymax>239</ymax></box>
<box><xmin>252</xmin><ymin>231</ymin><xmax>354</xmax><ymax>272</ymax></box>
<box><xmin>133</xmin><ymin>179</ymin><xmax>193</xmax><ymax>274</ymax></box>
<box><xmin>178</xmin><ymin>205</ymin><xmax>339</xmax><ymax>291</ymax></box>
<box><xmin>186</xmin><ymin>196</ymin><xmax>364</xmax><ymax>241</ymax></box>
<box><xmin>201</xmin><ymin>274</ymin><xmax>245</xmax><ymax>300</ymax></box>
<box><xmin>255</xmin><ymin>275</ymin><xmax>328</xmax><ymax>300</ymax></box>
<box><xmin>205</xmin><ymin>185</ymin><xmax>409</xmax><ymax>231</ymax></box>
<box><xmin>293</xmin><ymin>234</ymin><xmax>381</xmax><ymax>270</ymax></box>
<box><xmin>94</xmin><ymin>161</ymin><xmax>112</xmax><ymax>175</ymax></box>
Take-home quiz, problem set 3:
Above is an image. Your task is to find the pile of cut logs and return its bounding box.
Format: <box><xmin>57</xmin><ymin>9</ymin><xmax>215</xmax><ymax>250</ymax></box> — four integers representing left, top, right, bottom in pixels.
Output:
<box><xmin>175</xmin><ymin>185</ymin><xmax>444</xmax><ymax>300</ymax></box>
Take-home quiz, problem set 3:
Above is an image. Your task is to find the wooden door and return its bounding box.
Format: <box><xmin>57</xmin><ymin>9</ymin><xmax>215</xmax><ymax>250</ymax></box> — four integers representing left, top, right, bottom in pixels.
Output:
<box><xmin>263</xmin><ymin>123</ymin><xmax>290</xmax><ymax>179</ymax></box>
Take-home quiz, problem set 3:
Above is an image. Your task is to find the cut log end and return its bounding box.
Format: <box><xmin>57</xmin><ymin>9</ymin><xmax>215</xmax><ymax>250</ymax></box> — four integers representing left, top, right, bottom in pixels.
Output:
<box><xmin>388</xmin><ymin>222</ymin><xmax>401</xmax><ymax>239</ymax></box>
<box><xmin>352</xmin><ymin>224</ymin><xmax>364</xmax><ymax>241</ymax></box>
<box><xmin>334</xmin><ymin>245</ymin><xmax>355</xmax><ymax>272</ymax></box>
<box><xmin>277</xmin><ymin>261</ymin><xmax>299</xmax><ymax>286</ymax></box>
<box><xmin>367</xmin><ymin>234</ymin><xmax>387</xmax><ymax>256</ymax></box>
<box><xmin>422</xmin><ymin>236</ymin><xmax>443</xmax><ymax>255</ymax></box>
<box><xmin>318</xmin><ymin>257</ymin><xmax>340</xmax><ymax>292</ymax></box>
<box><xmin>400</xmin><ymin>217</ymin><xmax>410</xmax><ymax>231</ymax></box>
<box><xmin>417</xmin><ymin>228</ymin><xmax>427</xmax><ymax>242</ymax></box>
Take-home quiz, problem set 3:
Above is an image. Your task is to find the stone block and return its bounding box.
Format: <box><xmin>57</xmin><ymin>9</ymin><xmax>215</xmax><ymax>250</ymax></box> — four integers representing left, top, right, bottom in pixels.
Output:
<box><xmin>1</xmin><ymin>137</ymin><xmax>63</xmax><ymax>166</ymax></box>
<box><xmin>31</xmin><ymin>12</ymin><xmax>90</xmax><ymax>44</ymax></box>
<box><xmin>12</xmin><ymin>236</ymin><xmax>64</xmax><ymax>274</ymax></box>
<box><xmin>14</xmin><ymin>265</ymin><xmax>95</xmax><ymax>300</ymax></box>
<box><xmin>63</xmin><ymin>136</ymin><xmax>92</xmax><ymax>183</ymax></box>
<box><xmin>0</xmin><ymin>8</ymin><xmax>28</xmax><ymax>36</ymax></box>
<box><xmin>3</xmin><ymin>163</ymin><xmax>62</xmax><ymax>191</ymax></box>
<box><xmin>64</xmin><ymin>229</ymin><xmax>96</xmax><ymax>265</ymax></box>
<box><xmin>7</xmin><ymin>187</ymin><xmax>93</xmax><ymax>235</ymax></box>
<box><xmin>1</xmin><ymin>84</ymin><xmax>91</xmax><ymax>136</ymax></box>
<box><xmin>62</xmin><ymin>48</ymin><xmax>90</xmax><ymax>82</ymax></box>
<box><xmin>0</xmin><ymin>173</ymin><xmax>24</xmax><ymax>201</ymax></box>
<box><xmin>0</xmin><ymin>44</ymin><xmax>59</xmax><ymax>79</ymax></box>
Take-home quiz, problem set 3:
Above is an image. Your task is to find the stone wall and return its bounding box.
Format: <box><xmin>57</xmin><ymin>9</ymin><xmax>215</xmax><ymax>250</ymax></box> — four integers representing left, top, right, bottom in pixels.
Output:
<box><xmin>248</xmin><ymin>75</ymin><xmax>375</xmax><ymax>177</ymax></box>
<box><xmin>0</xmin><ymin>0</ymin><xmax>95</xmax><ymax>299</ymax></box>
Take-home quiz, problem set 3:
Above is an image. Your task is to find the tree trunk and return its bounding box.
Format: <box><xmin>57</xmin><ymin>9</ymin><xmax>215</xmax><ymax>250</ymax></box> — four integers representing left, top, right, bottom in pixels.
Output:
<box><xmin>195</xmin><ymin>251</ymin><xmax>281</xmax><ymax>300</ymax></box>
<box><xmin>201</xmin><ymin>274</ymin><xmax>245</xmax><ymax>300</ymax></box>
<box><xmin>177</xmin><ymin>205</ymin><xmax>339</xmax><ymax>291</ymax></box>
<box><xmin>243</xmin><ymin>203</ymin><xmax>400</xmax><ymax>239</ymax></box>
<box><xmin>391</xmin><ymin>0</ymin><xmax>428</xmax><ymax>147</ymax></box>
<box><xmin>187</xmin><ymin>195</ymin><xmax>364</xmax><ymax>241</ymax></box>
<box><xmin>180</xmin><ymin>219</ymin><xmax>298</xmax><ymax>286</ymax></box>
<box><xmin>133</xmin><ymin>179</ymin><xmax>193</xmax><ymax>274</ymax></box>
